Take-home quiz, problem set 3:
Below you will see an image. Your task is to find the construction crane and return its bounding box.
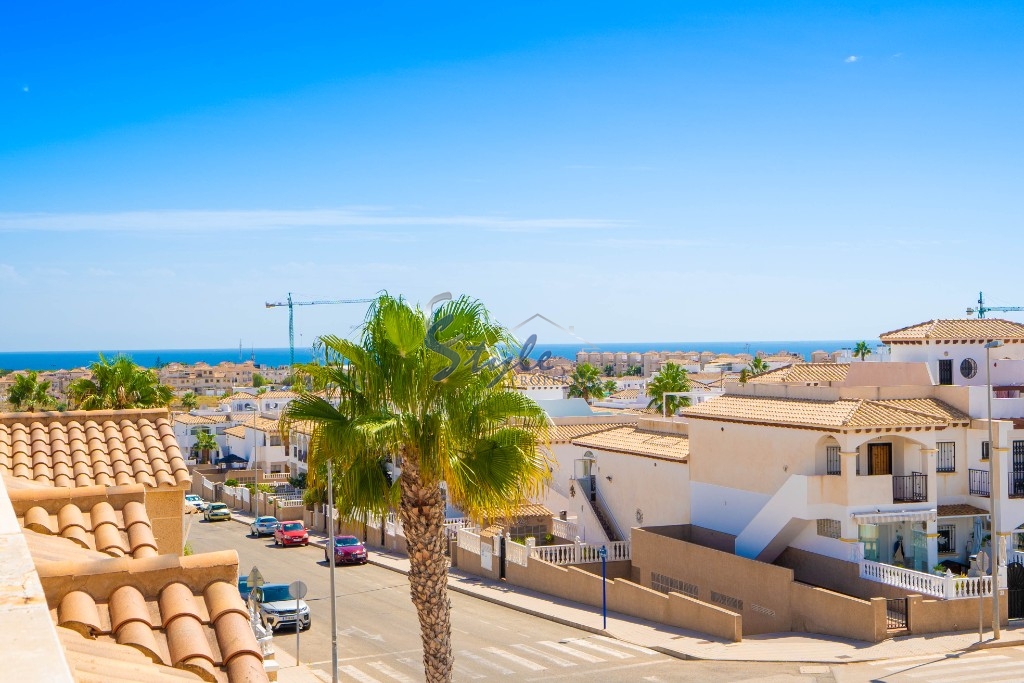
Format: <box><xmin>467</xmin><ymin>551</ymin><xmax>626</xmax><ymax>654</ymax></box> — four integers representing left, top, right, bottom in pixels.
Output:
<box><xmin>266</xmin><ymin>293</ymin><xmax>374</xmax><ymax>365</ymax></box>
<box><xmin>966</xmin><ymin>292</ymin><xmax>1024</xmax><ymax>319</ymax></box>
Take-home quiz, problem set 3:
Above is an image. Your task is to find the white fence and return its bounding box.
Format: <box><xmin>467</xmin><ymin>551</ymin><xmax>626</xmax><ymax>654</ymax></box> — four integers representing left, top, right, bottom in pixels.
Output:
<box><xmin>385</xmin><ymin>511</ymin><xmax>404</xmax><ymax>538</ymax></box>
<box><xmin>552</xmin><ymin>517</ymin><xmax>579</xmax><ymax>541</ymax></box>
<box><xmin>859</xmin><ymin>559</ymin><xmax>1001</xmax><ymax>599</ymax></box>
<box><xmin>530</xmin><ymin>540</ymin><xmax>631</xmax><ymax>566</ymax></box>
<box><xmin>505</xmin><ymin>539</ymin><xmax>529</xmax><ymax>567</ymax></box>
<box><xmin>457</xmin><ymin>526</ymin><xmax>481</xmax><ymax>554</ymax></box>
<box><xmin>443</xmin><ymin>517</ymin><xmax>473</xmax><ymax>539</ymax></box>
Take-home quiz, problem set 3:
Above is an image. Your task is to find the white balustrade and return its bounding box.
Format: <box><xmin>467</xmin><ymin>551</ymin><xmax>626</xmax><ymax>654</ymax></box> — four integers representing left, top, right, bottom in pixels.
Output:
<box><xmin>859</xmin><ymin>559</ymin><xmax>996</xmax><ymax>599</ymax></box>
<box><xmin>443</xmin><ymin>518</ymin><xmax>472</xmax><ymax>539</ymax></box>
<box><xmin>457</xmin><ymin>526</ymin><xmax>481</xmax><ymax>554</ymax></box>
<box><xmin>552</xmin><ymin>518</ymin><xmax>578</xmax><ymax>541</ymax></box>
<box><xmin>529</xmin><ymin>540</ymin><xmax>631</xmax><ymax>566</ymax></box>
<box><xmin>506</xmin><ymin>539</ymin><xmax>529</xmax><ymax>567</ymax></box>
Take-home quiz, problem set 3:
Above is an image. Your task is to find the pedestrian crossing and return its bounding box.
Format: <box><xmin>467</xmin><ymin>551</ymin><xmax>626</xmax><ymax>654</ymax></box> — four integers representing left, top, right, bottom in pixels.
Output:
<box><xmin>318</xmin><ymin>635</ymin><xmax>661</xmax><ymax>682</ymax></box>
<box><xmin>864</xmin><ymin>650</ymin><xmax>1024</xmax><ymax>683</ymax></box>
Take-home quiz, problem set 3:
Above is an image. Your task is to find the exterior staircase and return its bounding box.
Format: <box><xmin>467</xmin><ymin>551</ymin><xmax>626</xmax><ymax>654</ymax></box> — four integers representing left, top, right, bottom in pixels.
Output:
<box><xmin>587</xmin><ymin>495</ymin><xmax>620</xmax><ymax>542</ymax></box>
<box><xmin>735</xmin><ymin>475</ymin><xmax>809</xmax><ymax>563</ymax></box>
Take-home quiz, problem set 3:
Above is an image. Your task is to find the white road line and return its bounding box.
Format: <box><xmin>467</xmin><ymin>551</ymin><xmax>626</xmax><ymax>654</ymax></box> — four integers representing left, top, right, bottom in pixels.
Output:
<box><xmin>366</xmin><ymin>661</ymin><xmax>417</xmax><ymax>682</ymax></box>
<box><xmin>887</xmin><ymin>654</ymin><xmax>1009</xmax><ymax>673</ymax></box>
<box><xmin>565</xmin><ymin>638</ymin><xmax>634</xmax><ymax>659</ymax></box>
<box><xmin>483</xmin><ymin>647</ymin><xmax>548</xmax><ymax>671</ymax></box>
<box><xmin>537</xmin><ymin>640</ymin><xmax>605</xmax><ymax>663</ymax></box>
<box><xmin>339</xmin><ymin>664</ymin><xmax>381</xmax><ymax>683</ymax></box>
<box><xmin>870</xmin><ymin>654</ymin><xmax>958</xmax><ymax>667</ymax></box>
<box><xmin>510</xmin><ymin>643</ymin><xmax>577</xmax><ymax>667</ymax></box>
<box><xmin>459</xmin><ymin>650</ymin><xmax>516</xmax><ymax>675</ymax></box>
<box><xmin>592</xmin><ymin>635</ymin><xmax>660</xmax><ymax>655</ymax></box>
<box><xmin>923</xmin><ymin>662</ymin><xmax>1024</xmax><ymax>683</ymax></box>
<box><xmin>312</xmin><ymin>669</ymin><xmax>332</xmax><ymax>683</ymax></box>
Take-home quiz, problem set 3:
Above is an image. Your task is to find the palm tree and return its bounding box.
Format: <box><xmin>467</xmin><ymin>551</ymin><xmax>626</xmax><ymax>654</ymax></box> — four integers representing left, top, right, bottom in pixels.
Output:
<box><xmin>749</xmin><ymin>356</ymin><xmax>770</xmax><ymax>376</ymax></box>
<box><xmin>646</xmin><ymin>363</ymin><xmax>691</xmax><ymax>415</ymax></box>
<box><xmin>181</xmin><ymin>391</ymin><xmax>199</xmax><ymax>411</ymax></box>
<box><xmin>7</xmin><ymin>371</ymin><xmax>57</xmax><ymax>411</ymax></box>
<box><xmin>853</xmin><ymin>341</ymin><xmax>872</xmax><ymax>362</ymax></box>
<box><xmin>738</xmin><ymin>367</ymin><xmax>751</xmax><ymax>384</ymax></box>
<box><xmin>191</xmin><ymin>429</ymin><xmax>220</xmax><ymax>464</ymax></box>
<box><xmin>283</xmin><ymin>294</ymin><xmax>550</xmax><ymax>682</ymax></box>
<box><xmin>68</xmin><ymin>354</ymin><xmax>174</xmax><ymax>410</ymax></box>
<box><xmin>567</xmin><ymin>363</ymin><xmax>607</xmax><ymax>403</ymax></box>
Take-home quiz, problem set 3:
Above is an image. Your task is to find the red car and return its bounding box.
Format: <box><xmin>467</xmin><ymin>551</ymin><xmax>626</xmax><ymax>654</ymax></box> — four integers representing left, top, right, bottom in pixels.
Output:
<box><xmin>274</xmin><ymin>521</ymin><xmax>309</xmax><ymax>547</ymax></box>
<box><xmin>327</xmin><ymin>535</ymin><xmax>368</xmax><ymax>564</ymax></box>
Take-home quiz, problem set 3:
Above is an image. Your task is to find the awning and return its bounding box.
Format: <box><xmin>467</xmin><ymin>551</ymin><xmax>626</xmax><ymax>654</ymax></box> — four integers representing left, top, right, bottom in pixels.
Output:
<box><xmin>852</xmin><ymin>509</ymin><xmax>937</xmax><ymax>525</ymax></box>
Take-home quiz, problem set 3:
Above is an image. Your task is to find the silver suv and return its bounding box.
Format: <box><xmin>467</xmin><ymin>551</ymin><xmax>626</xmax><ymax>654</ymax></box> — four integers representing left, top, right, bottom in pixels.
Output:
<box><xmin>253</xmin><ymin>583</ymin><xmax>311</xmax><ymax>631</ymax></box>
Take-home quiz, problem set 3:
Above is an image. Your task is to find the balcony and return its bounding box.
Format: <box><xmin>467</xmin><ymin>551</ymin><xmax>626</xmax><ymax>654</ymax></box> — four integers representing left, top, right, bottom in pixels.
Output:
<box><xmin>892</xmin><ymin>473</ymin><xmax>927</xmax><ymax>503</ymax></box>
<box><xmin>969</xmin><ymin>469</ymin><xmax>991</xmax><ymax>497</ymax></box>
<box><xmin>1010</xmin><ymin>471</ymin><xmax>1024</xmax><ymax>499</ymax></box>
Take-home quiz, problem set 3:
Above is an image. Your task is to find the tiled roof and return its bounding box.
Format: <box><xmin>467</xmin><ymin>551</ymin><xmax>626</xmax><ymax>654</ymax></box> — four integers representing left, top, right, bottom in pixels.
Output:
<box><xmin>873</xmin><ymin>398</ymin><xmax>972</xmax><ymax>425</ymax></box>
<box><xmin>9</xmin><ymin>480</ymin><xmax>159</xmax><ymax>560</ymax></box>
<box><xmin>682</xmin><ymin>395</ymin><xmax>958</xmax><ymax>430</ymax></box>
<box><xmin>610</xmin><ymin>388</ymin><xmax>640</xmax><ymax>400</ymax></box>
<box><xmin>548</xmin><ymin>423</ymin><xmax>626</xmax><ymax>444</ymax></box>
<box><xmin>220</xmin><ymin>392</ymin><xmax>258</xmax><ymax>402</ymax></box>
<box><xmin>39</xmin><ymin>551</ymin><xmax>267</xmax><ymax>683</ymax></box>
<box><xmin>223</xmin><ymin>426</ymin><xmax>246</xmax><ymax>439</ymax></box>
<box><xmin>572</xmin><ymin>426</ymin><xmax>689</xmax><ymax>461</ymax></box>
<box><xmin>747</xmin><ymin>363</ymin><xmax>850</xmax><ymax>384</ymax></box>
<box><xmin>173</xmin><ymin>414</ymin><xmax>218</xmax><ymax>426</ymax></box>
<box><xmin>938</xmin><ymin>503</ymin><xmax>989</xmax><ymax>517</ymax></box>
<box><xmin>226</xmin><ymin>416</ymin><xmax>279</xmax><ymax>435</ymax></box>
<box><xmin>880</xmin><ymin>318</ymin><xmax>1024</xmax><ymax>342</ymax></box>
<box><xmin>59</xmin><ymin>624</ymin><xmax>209</xmax><ymax>682</ymax></box>
<box><xmin>0</xmin><ymin>410</ymin><xmax>190</xmax><ymax>489</ymax></box>
<box><xmin>255</xmin><ymin>391</ymin><xmax>298</xmax><ymax>400</ymax></box>
<box><xmin>513</xmin><ymin>373</ymin><xmax>569</xmax><ymax>388</ymax></box>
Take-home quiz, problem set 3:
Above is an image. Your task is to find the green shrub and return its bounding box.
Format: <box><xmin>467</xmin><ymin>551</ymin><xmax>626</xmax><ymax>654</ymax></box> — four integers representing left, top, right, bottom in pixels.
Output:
<box><xmin>183</xmin><ymin>542</ymin><xmax>194</xmax><ymax>556</ymax></box>
<box><xmin>225</xmin><ymin>478</ymin><xmax>239</xmax><ymax>487</ymax></box>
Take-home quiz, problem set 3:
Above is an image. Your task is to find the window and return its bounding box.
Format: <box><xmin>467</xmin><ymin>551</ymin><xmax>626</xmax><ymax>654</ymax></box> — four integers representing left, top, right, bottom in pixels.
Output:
<box><xmin>982</xmin><ymin>441</ymin><xmax>990</xmax><ymax>461</ymax></box>
<box><xmin>816</xmin><ymin>519</ymin><xmax>841</xmax><ymax>539</ymax></box>
<box><xmin>826</xmin><ymin>446</ymin><xmax>841</xmax><ymax>475</ymax></box>
<box><xmin>938</xmin><ymin>359</ymin><xmax>953</xmax><ymax>385</ymax></box>
<box><xmin>936</xmin><ymin>442</ymin><xmax>955</xmax><ymax>473</ymax></box>
<box><xmin>937</xmin><ymin>524</ymin><xmax>956</xmax><ymax>554</ymax></box>
<box><xmin>961</xmin><ymin>358</ymin><xmax>978</xmax><ymax>379</ymax></box>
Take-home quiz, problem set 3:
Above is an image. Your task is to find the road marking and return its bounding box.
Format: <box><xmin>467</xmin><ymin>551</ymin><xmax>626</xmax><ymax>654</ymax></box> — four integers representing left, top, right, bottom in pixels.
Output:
<box><xmin>339</xmin><ymin>664</ymin><xmax>381</xmax><ymax>682</ymax></box>
<box><xmin>483</xmin><ymin>647</ymin><xmax>547</xmax><ymax>671</ymax></box>
<box><xmin>799</xmin><ymin>665</ymin><xmax>830</xmax><ymax>674</ymax></box>
<box><xmin>339</xmin><ymin>626</ymin><xmax>385</xmax><ymax>642</ymax></box>
<box><xmin>459</xmin><ymin>650</ymin><xmax>516</xmax><ymax>675</ymax></box>
<box><xmin>592</xmin><ymin>635</ymin><xmax>659</xmax><ymax>655</ymax></box>
<box><xmin>366</xmin><ymin>661</ymin><xmax>416</xmax><ymax>682</ymax></box>
<box><xmin>565</xmin><ymin>637</ymin><xmax>634</xmax><ymax>659</ymax></box>
<box><xmin>923</xmin><ymin>662</ymin><xmax>1024</xmax><ymax>683</ymax></box>
<box><xmin>537</xmin><ymin>640</ymin><xmax>605</xmax><ymax>663</ymax></box>
<box><xmin>869</xmin><ymin>654</ymin><xmax>963</xmax><ymax>667</ymax></box>
<box><xmin>312</xmin><ymin>669</ymin><xmax>332</xmax><ymax>683</ymax></box>
<box><xmin>886</xmin><ymin>654</ymin><xmax>1008</xmax><ymax>673</ymax></box>
<box><xmin>510</xmin><ymin>643</ymin><xmax>577</xmax><ymax>667</ymax></box>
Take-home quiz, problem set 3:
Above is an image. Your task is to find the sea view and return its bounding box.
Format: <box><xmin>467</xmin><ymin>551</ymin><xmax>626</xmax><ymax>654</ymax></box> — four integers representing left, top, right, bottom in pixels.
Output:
<box><xmin>0</xmin><ymin>340</ymin><xmax>872</xmax><ymax>372</ymax></box>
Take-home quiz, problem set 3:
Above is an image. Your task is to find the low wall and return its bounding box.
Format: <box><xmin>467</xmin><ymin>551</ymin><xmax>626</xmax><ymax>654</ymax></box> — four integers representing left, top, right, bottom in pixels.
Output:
<box><xmin>908</xmin><ymin>593</ymin><xmax>1008</xmax><ymax>634</ymax></box>
<box><xmin>790</xmin><ymin>582</ymin><xmax>887</xmax><ymax>642</ymax></box>
<box><xmin>776</xmin><ymin>547</ymin><xmax>913</xmax><ymax>600</ymax></box>
<box><xmin>571</xmin><ymin>560</ymin><xmax>632</xmax><ymax>580</ymax></box>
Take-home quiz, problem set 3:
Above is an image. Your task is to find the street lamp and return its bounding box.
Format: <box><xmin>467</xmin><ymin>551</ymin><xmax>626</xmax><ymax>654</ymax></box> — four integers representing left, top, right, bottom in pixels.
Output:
<box><xmin>327</xmin><ymin>461</ymin><xmax>339</xmax><ymax>682</ymax></box>
<box><xmin>986</xmin><ymin>339</ymin><xmax>1003</xmax><ymax>639</ymax></box>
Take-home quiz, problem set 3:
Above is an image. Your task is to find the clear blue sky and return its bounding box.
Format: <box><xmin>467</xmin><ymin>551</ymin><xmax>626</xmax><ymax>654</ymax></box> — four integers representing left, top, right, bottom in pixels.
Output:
<box><xmin>2</xmin><ymin>2</ymin><xmax>1022</xmax><ymax>351</ymax></box>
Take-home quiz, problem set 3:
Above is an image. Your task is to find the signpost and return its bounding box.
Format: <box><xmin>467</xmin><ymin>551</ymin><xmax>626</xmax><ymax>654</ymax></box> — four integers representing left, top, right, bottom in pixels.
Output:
<box><xmin>289</xmin><ymin>580</ymin><xmax>308</xmax><ymax>665</ymax></box>
<box><xmin>599</xmin><ymin>545</ymin><xmax>608</xmax><ymax>630</ymax></box>
<box><xmin>974</xmin><ymin>551</ymin><xmax>989</xmax><ymax>643</ymax></box>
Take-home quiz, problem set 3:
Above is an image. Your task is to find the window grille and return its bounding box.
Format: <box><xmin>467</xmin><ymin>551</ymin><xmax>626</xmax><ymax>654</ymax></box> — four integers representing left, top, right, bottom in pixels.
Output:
<box><xmin>826</xmin><ymin>446</ymin><xmax>841</xmax><ymax>475</ymax></box>
<box><xmin>937</xmin><ymin>524</ymin><xmax>956</xmax><ymax>554</ymax></box>
<box><xmin>710</xmin><ymin>591</ymin><xmax>743</xmax><ymax>611</ymax></box>
<box><xmin>936</xmin><ymin>442</ymin><xmax>955</xmax><ymax>473</ymax></box>
<box><xmin>651</xmin><ymin>572</ymin><xmax>698</xmax><ymax>598</ymax></box>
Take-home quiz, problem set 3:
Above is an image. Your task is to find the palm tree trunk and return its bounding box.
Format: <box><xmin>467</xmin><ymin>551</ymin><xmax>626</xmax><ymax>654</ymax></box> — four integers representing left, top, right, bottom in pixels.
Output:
<box><xmin>397</xmin><ymin>454</ymin><xmax>453</xmax><ymax>682</ymax></box>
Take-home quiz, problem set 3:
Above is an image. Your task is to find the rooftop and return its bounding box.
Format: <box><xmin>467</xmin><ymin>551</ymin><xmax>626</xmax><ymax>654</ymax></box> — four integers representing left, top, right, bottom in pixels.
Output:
<box><xmin>572</xmin><ymin>425</ymin><xmax>689</xmax><ymax>461</ymax></box>
<box><xmin>880</xmin><ymin>318</ymin><xmax>1024</xmax><ymax>343</ymax></box>
<box><xmin>747</xmin><ymin>363</ymin><xmax>850</xmax><ymax>385</ymax></box>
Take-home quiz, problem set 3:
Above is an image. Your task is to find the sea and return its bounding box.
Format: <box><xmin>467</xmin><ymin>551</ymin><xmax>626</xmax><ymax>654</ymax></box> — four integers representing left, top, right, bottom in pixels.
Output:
<box><xmin>0</xmin><ymin>340</ymin><xmax>869</xmax><ymax>372</ymax></box>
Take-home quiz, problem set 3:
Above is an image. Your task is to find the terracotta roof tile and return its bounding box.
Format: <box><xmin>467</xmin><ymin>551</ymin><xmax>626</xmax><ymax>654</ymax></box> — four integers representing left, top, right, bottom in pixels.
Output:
<box><xmin>548</xmin><ymin>423</ymin><xmax>629</xmax><ymax>444</ymax></box>
<box><xmin>610</xmin><ymin>388</ymin><xmax>640</xmax><ymax>400</ymax></box>
<box><xmin>572</xmin><ymin>426</ymin><xmax>689</xmax><ymax>461</ymax></box>
<box><xmin>58</xmin><ymin>626</ymin><xmax>206</xmax><ymax>682</ymax></box>
<box><xmin>254</xmin><ymin>390</ymin><xmax>298</xmax><ymax>400</ymax></box>
<box><xmin>747</xmin><ymin>363</ymin><xmax>850</xmax><ymax>384</ymax></box>
<box><xmin>682</xmin><ymin>395</ymin><xmax>960</xmax><ymax>430</ymax></box>
<box><xmin>938</xmin><ymin>503</ymin><xmax>989</xmax><ymax>517</ymax></box>
<box><xmin>880</xmin><ymin>318</ymin><xmax>1024</xmax><ymax>342</ymax></box>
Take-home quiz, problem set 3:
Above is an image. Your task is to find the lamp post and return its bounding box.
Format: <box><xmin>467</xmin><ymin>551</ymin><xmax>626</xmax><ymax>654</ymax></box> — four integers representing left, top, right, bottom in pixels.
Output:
<box><xmin>327</xmin><ymin>461</ymin><xmax>339</xmax><ymax>682</ymax></box>
<box><xmin>986</xmin><ymin>339</ymin><xmax>1003</xmax><ymax>639</ymax></box>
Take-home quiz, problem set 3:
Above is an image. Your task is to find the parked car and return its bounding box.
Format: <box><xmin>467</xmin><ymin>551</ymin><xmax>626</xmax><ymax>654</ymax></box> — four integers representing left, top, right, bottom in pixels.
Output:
<box><xmin>185</xmin><ymin>494</ymin><xmax>207</xmax><ymax>512</ymax></box>
<box><xmin>204</xmin><ymin>502</ymin><xmax>231</xmax><ymax>522</ymax></box>
<box><xmin>252</xmin><ymin>583</ymin><xmax>310</xmax><ymax>631</ymax></box>
<box><xmin>250</xmin><ymin>516</ymin><xmax>280</xmax><ymax>537</ymax></box>
<box><xmin>237</xmin><ymin>576</ymin><xmax>253</xmax><ymax>602</ymax></box>
<box><xmin>274</xmin><ymin>520</ymin><xmax>309</xmax><ymax>546</ymax></box>
<box><xmin>326</xmin><ymin>535</ymin><xmax>368</xmax><ymax>564</ymax></box>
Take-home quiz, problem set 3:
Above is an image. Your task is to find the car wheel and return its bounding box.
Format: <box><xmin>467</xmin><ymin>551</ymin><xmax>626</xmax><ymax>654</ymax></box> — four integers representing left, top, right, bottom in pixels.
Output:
<box><xmin>304</xmin><ymin>541</ymin><xmax>308</xmax><ymax>546</ymax></box>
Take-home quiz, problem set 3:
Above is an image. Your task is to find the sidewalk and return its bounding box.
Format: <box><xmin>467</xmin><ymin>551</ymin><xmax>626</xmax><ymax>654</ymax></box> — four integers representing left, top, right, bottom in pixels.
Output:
<box><xmin>217</xmin><ymin>505</ymin><xmax>1024</xmax><ymax>664</ymax></box>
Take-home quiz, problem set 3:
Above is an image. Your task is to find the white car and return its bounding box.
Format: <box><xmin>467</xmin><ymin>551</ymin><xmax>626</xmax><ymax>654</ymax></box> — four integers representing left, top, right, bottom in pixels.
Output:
<box><xmin>185</xmin><ymin>494</ymin><xmax>207</xmax><ymax>512</ymax></box>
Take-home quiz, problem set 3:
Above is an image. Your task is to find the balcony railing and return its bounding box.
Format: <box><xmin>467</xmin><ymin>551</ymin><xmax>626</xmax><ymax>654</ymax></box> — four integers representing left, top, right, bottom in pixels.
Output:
<box><xmin>969</xmin><ymin>469</ymin><xmax>991</xmax><ymax>497</ymax></box>
<box><xmin>893</xmin><ymin>473</ymin><xmax>927</xmax><ymax>503</ymax></box>
<box><xmin>1009</xmin><ymin>471</ymin><xmax>1024</xmax><ymax>499</ymax></box>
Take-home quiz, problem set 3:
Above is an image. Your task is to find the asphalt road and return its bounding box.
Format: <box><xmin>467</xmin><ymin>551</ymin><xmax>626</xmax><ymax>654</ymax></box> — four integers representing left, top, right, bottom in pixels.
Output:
<box><xmin>187</xmin><ymin>518</ymin><xmax>843</xmax><ymax>682</ymax></box>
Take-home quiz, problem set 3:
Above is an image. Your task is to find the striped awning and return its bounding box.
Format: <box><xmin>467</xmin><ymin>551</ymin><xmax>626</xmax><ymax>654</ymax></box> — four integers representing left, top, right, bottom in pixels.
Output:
<box><xmin>852</xmin><ymin>509</ymin><xmax>937</xmax><ymax>524</ymax></box>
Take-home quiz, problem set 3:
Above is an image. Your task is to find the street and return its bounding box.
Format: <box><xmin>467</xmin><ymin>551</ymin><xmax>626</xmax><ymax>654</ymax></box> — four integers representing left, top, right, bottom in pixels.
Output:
<box><xmin>187</xmin><ymin>518</ymin><xmax>839</xmax><ymax>682</ymax></box>
<box><xmin>835</xmin><ymin>648</ymin><xmax>1024</xmax><ymax>683</ymax></box>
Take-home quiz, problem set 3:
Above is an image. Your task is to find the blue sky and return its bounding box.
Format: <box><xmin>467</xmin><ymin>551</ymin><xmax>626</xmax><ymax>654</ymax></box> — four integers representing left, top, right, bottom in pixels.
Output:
<box><xmin>2</xmin><ymin>2</ymin><xmax>1022</xmax><ymax>351</ymax></box>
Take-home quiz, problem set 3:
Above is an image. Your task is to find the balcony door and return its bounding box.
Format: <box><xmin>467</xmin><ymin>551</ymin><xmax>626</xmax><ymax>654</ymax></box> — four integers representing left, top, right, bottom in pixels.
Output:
<box><xmin>869</xmin><ymin>443</ymin><xmax>893</xmax><ymax>475</ymax></box>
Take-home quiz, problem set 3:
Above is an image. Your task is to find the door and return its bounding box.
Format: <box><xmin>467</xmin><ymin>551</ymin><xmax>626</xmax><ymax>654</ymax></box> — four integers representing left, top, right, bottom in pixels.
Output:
<box><xmin>869</xmin><ymin>443</ymin><xmax>893</xmax><ymax>475</ymax></box>
<box><xmin>498</xmin><ymin>535</ymin><xmax>507</xmax><ymax>580</ymax></box>
<box><xmin>1008</xmin><ymin>562</ymin><xmax>1024</xmax><ymax>619</ymax></box>
<box><xmin>938</xmin><ymin>359</ymin><xmax>953</xmax><ymax>385</ymax></box>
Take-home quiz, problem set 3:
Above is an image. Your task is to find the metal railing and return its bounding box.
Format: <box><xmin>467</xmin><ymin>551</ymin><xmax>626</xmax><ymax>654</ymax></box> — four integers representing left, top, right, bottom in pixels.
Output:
<box><xmin>593</xmin><ymin>485</ymin><xmax>627</xmax><ymax>542</ymax></box>
<box><xmin>893</xmin><ymin>473</ymin><xmax>928</xmax><ymax>503</ymax></box>
<box><xmin>886</xmin><ymin>598</ymin><xmax>908</xmax><ymax>630</ymax></box>
<box><xmin>1009</xmin><ymin>471</ymin><xmax>1024</xmax><ymax>499</ymax></box>
<box><xmin>969</xmin><ymin>468</ymin><xmax>991</xmax><ymax>497</ymax></box>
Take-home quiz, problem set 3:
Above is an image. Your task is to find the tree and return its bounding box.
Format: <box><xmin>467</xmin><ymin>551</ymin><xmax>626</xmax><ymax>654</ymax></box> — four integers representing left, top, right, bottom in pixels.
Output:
<box><xmin>7</xmin><ymin>371</ymin><xmax>57</xmax><ymax>411</ymax></box>
<box><xmin>626</xmin><ymin>365</ymin><xmax>642</xmax><ymax>377</ymax></box>
<box><xmin>603</xmin><ymin>380</ymin><xmax>618</xmax><ymax>396</ymax></box>
<box><xmin>191</xmin><ymin>430</ymin><xmax>219</xmax><ymax>464</ymax></box>
<box><xmin>567</xmin><ymin>363</ymin><xmax>608</xmax><ymax>403</ymax></box>
<box><xmin>646</xmin><ymin>363</ymin><xmax>691</xmax><ymax>415</ymax></box>
<box><xmin>67</xmin><ymin>354</ymin><xmax>174</xmax><ymax>410</ymax></box>
<box><xmin>749</xmin><ymin>356</ymin><xmax>770</xmax><ymax>376</ymax></box>
<box><xmin>853</xmin><ymin>341</ymin><xmax>872</xmax><ymax>362</ymax></box>
<box><xmin>181</xmin><ymin>391</ymin><xmax>198</xmax><ymax>411</ymax></box>
<box><xmin>252</xmin><ymin>372</ymin><xmax>268</xmax><ymax>387</ymax></box>
<box><xmin>283</xmin><ymin>294</ymin><xmax>549</xmax><ymax>682</ymax></box>
<box><xmin>602</xmin><ymin>363</ymin><xmax>615</xmax><ymax>376</ymax></box>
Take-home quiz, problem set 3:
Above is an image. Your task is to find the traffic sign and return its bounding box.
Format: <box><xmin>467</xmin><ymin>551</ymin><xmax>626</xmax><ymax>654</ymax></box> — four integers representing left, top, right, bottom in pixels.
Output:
<box><xmin>289</xmin><ymin>580</ymin><xmax>308</xmax><ymax>600</ymax></box>
<box><xmin>247</xmin><ymin>566</ymin><xmax>265</xmax><ymax>590</ymax></box>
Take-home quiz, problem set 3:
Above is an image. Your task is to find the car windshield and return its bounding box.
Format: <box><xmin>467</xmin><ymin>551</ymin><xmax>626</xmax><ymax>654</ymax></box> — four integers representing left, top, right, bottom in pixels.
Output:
<box><xmin>282</xmin><ymin>523</ymin><xmax>303</xmax><ymax>531</ymax></box>
<box><xmin>210</xmin><ymin>504</ymin><xmax>226</xmax><ymax>510</ymax></box>
<box><xmin>257</xmin><ymin>517</ymin><xmax>276</xmax><ymax>524</ymax></box>
<box><xmin>259</xmin><ymin>585</ymin><xmax>291</xmax><ymax>602</ymax></box>
<box><xmin>335</xmin><ymin>537</ymin><xmax>361</xmax><ymax>546</ymax></box>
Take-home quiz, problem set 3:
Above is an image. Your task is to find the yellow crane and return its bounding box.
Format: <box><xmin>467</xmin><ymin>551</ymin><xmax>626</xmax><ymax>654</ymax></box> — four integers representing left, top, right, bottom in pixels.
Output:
<box><xmin>266</xmin><ymin>293</ymin><xmax>374</xmax><ymax>365</ymax></box>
